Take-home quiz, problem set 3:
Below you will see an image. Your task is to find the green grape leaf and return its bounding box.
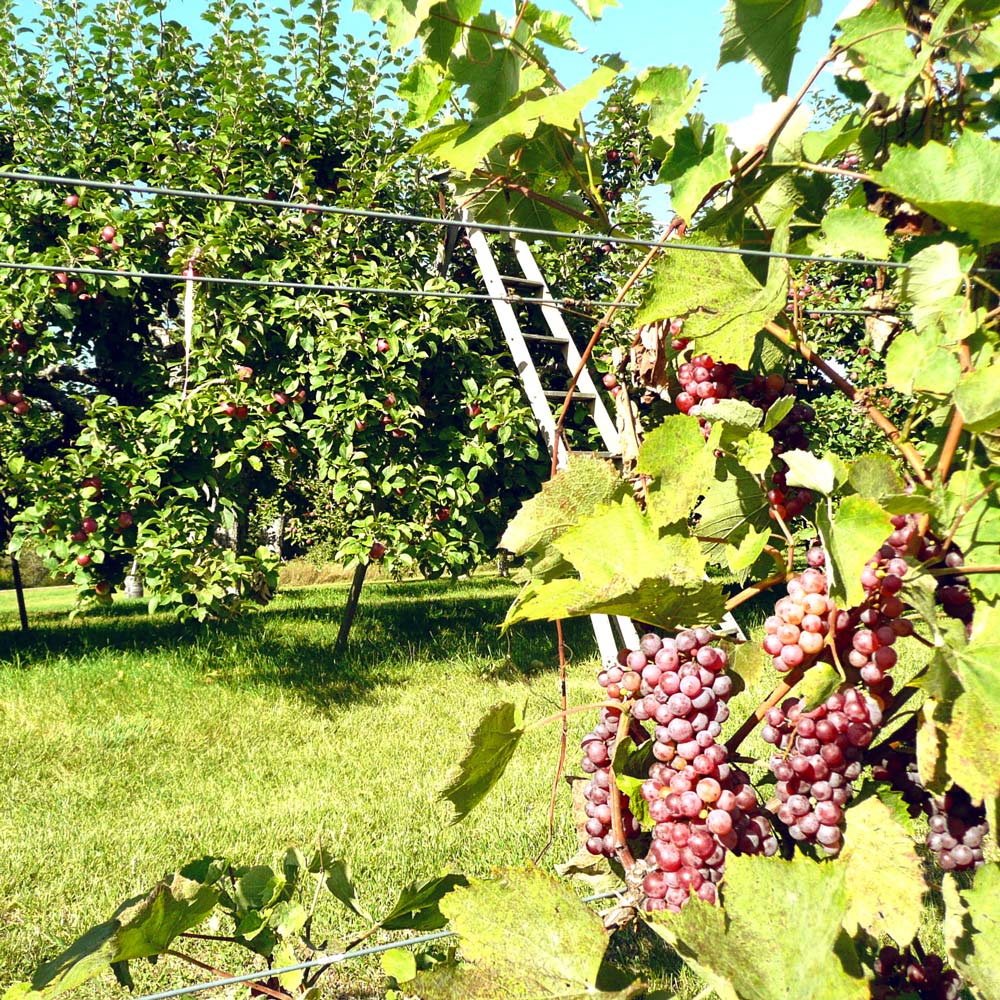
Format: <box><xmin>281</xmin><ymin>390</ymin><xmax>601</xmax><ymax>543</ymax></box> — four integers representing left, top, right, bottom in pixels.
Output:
<box><xmin>707</xmin><ymin>399</ymin><xmax>765</xmax><ymax>430</ymax></box>
<box><xmin>955</xmin><ymin>362</ymin><xmax>1000</xmax><ymax>432</ymax></box>
<box><xmin>818</xmin><ymin>495</ymin><xmax>892</xmax><ymax>609</ymax></box>
<box><xmin>781</xmin><ymin>449</ymin><xmax>836</xmax><ymax>495</ymax></box>
<box><xmin>899</xmin><ymin>242</ymin><xmax>969</xmax><ymax>332</ymax></box>
<box><xmin>324</xmin><ymin>859</ymin><xmax>372</xmax><ymax>922</ymax></box>
<box><xmin>695</xmin><ymin>461</ymin><xmax>770</xmax><ymax>563</ymax></box>
<box><xmin>875</xmin><ymin>131</ymin><xmax>1000</xmax><ymax>245</ymax></box>
<box><xmin>835</xmin><ymin>3</ymin><xmax>928</xmax><ymax>101</ymax></box>
<box><xmin>940</xmin><ymin>604</ymin><xmax>1000</xmax><ymax>803</ymax></box>
<box><xmin>440</xmin><ymin>701</ymin><xmax>527</xmax><ymax>824</ymax></box>
<box><xmin>636</xmin><ymin>226</ymin><xmax>788</xmax><ymax>368</ymax></box>
<box><xmin>504</xmin><ymin>502</ymin><xmax>726</xmax><ymax>630</ymax></box>
<box><xmin>762</xmin><ymin>395</ymin><xmax>795</xmax><ymax>432</ymax></box>
<box><xmin>943</xmin><ymin>863</ymin><xmax>1000</xmax><ymax>1000</ymax></box>
<box><xmin>381</xmin><ymin>948</ymin><xmax>418</xmax><ymax>984</ymax></box>
<box><xmin>660</xmin><ymin>123</ymin><xmax>732</xmax><ymax>224</ymax></box>
<box><xmin>571</xmin><ymin>0</ymin><xmax>619</xmax><ymax>18</ymax></box>
<box><xmin>235</xmin><ymin>866</ymin><xmax>285</xmax><ymax>912</ymax></box>
<box><xmin>719</xmin><ymin>0</ymin><xmax>823</xmax><ymax>98</ymax></box>
<box><xmin>941</xmin><ymin>469</ymin><xmax>1000</xmax><ymax>600</ymax></box>
<box><xmin>806</xmin><ymin>206</ymin><xmax>890</xmax><ymax>260</ymax></box>
<box><xmin>849</xmin><ymin>454</ymin><xmax>904</xmax><ymax>499</ymax></box>
<box><xmin>734</xmin><ymin>430</ymin><xmax>775</xmax><ymax>478</ymax></box>
<box><xmin>638</xmin><ymin>415</ymin><xmax>717</xmax><ymax>526</ymax></box>
<box><xmin>645</xmin><ymin>853</ymin><xmax>867</xmax><ymax>1000</ymax></box>
<box><xmin>411</xmin><ymin>64</ymin><xmax>621</xmax><ymax>175</ymax></box>
<box><xmin>439</xmin><ymin>868</ymin><xmax>641</xmax><ymax>998</ymax></box>
<box><xmin>5</xmin><ymin>863</ymin><xmax>224</xmax><ymax>998</ymax></box>
<box><xmin>840</xmin><ymin>793</ymin><xmax>927</xmax><ymax>947</ymax></box>
<box><xmin>727</xmin><ymin>524</ymin><xmax>770</xmax><ymax>574</ymax></box>
<box><xmin>353</xmin><ymin>0</ymin><xmax>437</xmax><ymax>50</ymax></box>
<box><xmin>801</xmin><ymin>112</ymin><xmax>863</xmax><ymax>163</ymax></box>
<box><xmin>500</xmin><ymin>454</ymin><xmax>626</xmax><ymax>575</ymax></box>
<box><xmin>399</xmin><ymin>58</ymin><xmax>452</xmax><ymax>126</ymax></box>
<box><xmin>886</xmin><ymin>327</ymin><xmax>962</xmax><ymax>396</ymax></box>
<box><xmin>634</xmin><ymin>66</ymin><xmax>702</xmax><ymax>147</ymax></box>
<box><xmin>379</xmin><ymin>873</ymin><xmax>470</xmax><ymax>932</ymax></box>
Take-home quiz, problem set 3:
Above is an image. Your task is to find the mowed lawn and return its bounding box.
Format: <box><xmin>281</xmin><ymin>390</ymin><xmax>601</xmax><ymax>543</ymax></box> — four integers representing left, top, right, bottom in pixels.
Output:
<box><xmin>0</xmin><ymin>578</ymin><xmax>701</xmax><ymax>998</ymax></box>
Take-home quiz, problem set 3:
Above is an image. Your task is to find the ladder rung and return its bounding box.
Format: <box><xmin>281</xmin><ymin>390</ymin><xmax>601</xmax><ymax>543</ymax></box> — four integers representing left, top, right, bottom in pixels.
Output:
<box><xmin>523</xmin><ymin>333</ymin><xmax>569</xmax><ymax>344</ymax></box>
<box><xmin>592</xmin><ymin>450</ymin><xmax>622</xmax><ymax>460</ymax></box>
<box><xmin>499</xmin><ymin>274</ymin><xmax>545</xmax><ymax>289</ymax></box>
<box><xmin>543</xmin><ymin>390</ymin><xmax>597</xmax><ymax>401</ymax></box>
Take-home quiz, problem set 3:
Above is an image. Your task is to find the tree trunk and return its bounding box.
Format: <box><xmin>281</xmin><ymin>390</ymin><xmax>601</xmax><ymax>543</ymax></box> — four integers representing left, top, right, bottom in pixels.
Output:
<box><xmin>334</xmin><ymin>561</ymin><xmax>368</xmax><ymax>657</ymax></box>
<box><xmin>10</xmin><ymin>554</ymin><xmax>28</xmax><ymax>631</ymax></box>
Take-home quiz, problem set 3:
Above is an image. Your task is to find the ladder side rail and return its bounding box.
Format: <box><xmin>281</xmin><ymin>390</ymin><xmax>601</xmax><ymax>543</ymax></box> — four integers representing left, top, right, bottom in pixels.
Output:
<box><xmin>512</xmin><ymin>240</ymin><xmax>620</xmax><ymax>454</ymax></box>
<box><xmin>467</xmin><ymin>227</ymin><xmax>568</xmax><ymax>468</ymax></box>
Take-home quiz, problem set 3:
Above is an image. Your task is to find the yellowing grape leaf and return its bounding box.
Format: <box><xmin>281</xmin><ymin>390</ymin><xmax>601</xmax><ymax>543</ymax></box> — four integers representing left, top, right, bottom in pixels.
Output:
<box><xmin>839</xmin><ymin>794</ymin><xmax>926</xmax><ymax>946</ymax></box>
<box><xmin>646</xmin><ymin>853</ymin><xmax>867</xmax><ymax>1000</ymax></box>
<box><xmin>817</xmin><ymin>495</ymin><xmax>893</xmax><ymax>609</ymax></box>
<box><xmin>944</xmin><ymin>863</ymin><xmax>1000</xmax><ymax>1000</ymax></box>
<box><xmin>638</xmin><ymin>415</ymin><xmax>716</xmax><ymax>526</ymax></box>
<box><xmin>634</xmin><ymin>66</ymin><xmax>702</xmax><ymax>146</ymax></box>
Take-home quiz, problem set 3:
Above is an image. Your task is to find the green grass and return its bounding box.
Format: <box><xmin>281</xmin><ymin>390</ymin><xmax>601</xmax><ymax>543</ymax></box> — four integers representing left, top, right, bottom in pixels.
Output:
<box><xmin>0</xmin><ymin>579</ymin><xmax>691</xmax><ymax>998</ymax></box>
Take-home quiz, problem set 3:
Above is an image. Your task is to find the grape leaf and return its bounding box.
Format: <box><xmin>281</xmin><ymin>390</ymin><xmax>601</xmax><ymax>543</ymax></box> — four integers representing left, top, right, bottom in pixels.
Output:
<box><xmin>379</xmin><ymin>872</ymin><xmax>470</xmax><ymax>931</ymax></box>
<box><xmin>4</xmin><ymin>863</ymin><xmax>224</xmax><ymax>998</ymax></box>
<box><xmin>799</xmin><ymin>663</ymin><xmax>843</xmax><ymax>711</ymax></box>
<box><xmin>941</xmin><ymin>469</ymin><xmax>1000</xmax><ymax>600</ymax></box>
<box><xmin>719</xmin><ymin>0</ymin><xmax>823</xmax><ymax>98</ymax></box>
<box><xmin>695</xmin><ymin>460</ymin><xmax>770</xmax><ymax>563</ymax></box>
<box><xmin>659</xmin><ymin>123</ymin><xmax>732</xmax><ymax>224</ymax></box>
<box><xmin>645</xmin><ymin>853</ymin><xmax>867</xmax><ymax>1000</ymax></box>
<box><xmin>835</xmin><ymin>3</ymin><xmax>929</xmax><ymax>101</ymax></box>
<box><xmin>782</xmin><ymin>449</ymin><xmax>836</xmax><ymax>495</ymax></box>
<box><xmin>571</xmin><ymin>0</ymin><xmax>619</xmax><ymax>18</ymax></box>
<box><xmin>634</xmin><ymin>66</ymin><xmax>702</xmax><ymax>146</ymax></box>
<box><xmin>848</xmin><ymin>454</ymin><xmax>904</xmax><ymax>499</ymax></box>
<box><xmin>439</xmin><ymin>868</ymin><xmax>642</xmax><ymax>998</ymax></box>
<box><xmin>636</xmin><ymin>226</ymin><xmax>789</xmax><ymax>369</ymax></box>
<box><xmin>806</xmin><ymin>206</ymin><xmax>890</xmax><ymax>260</ymax></box>
<box><xmin>504</xmin><ymin>502</ymin><xmax>726</xmax><ymax>631</ymax></box>
<box><xmin>727</xmin><ymin>524</ymin><xmax>770</xmax><ymax>574</ymax></box>
<box><xmin>885</xmin><ymin>327</ymin><xmax>962</xmax><ymax>396</ymax></box>
<box><xmin>943</xmin><ymin>863</ymin><xmax>1000</xmax><ymax>1000</ymax></box>
<box><xmin>410</xmin><ymin>64</ymin><xmax>620</xmax><ymax>175</ymax></box>
<box><xmin>817</xmin><ymin>495</ymin><xmax>892</xmax><ymax>609</ymax></box>
<box><xmin>801</xmin><ymin>111</ymin><xmax>863</xmax><ymax>163</ymax></box>
<box><xmin>706</xmin><ymin>399</ymin><xmax>764</xmax><ymax>430</ymax></box>
<box><xmin>955</xmin><ymin>362</ymin><xmax>1000</xmax><ymax>432</ymax></box>
<box><xmin>381</xmin><ymin>948</ymin><xmax>417</xmax><ymax>984</ymax></box>
<box><xmin>734</xmin><ymin>430</ymin><xmax>775</xmax><ymax>478</ymax></box>
<box><xmin>440</xmin><ymin>701</ymin><xmax>526</xmax><ymax>824</ymax></box>
<box><xmin>899</xmin><ymin>242</ymin><xmax>969</xmax><ymax>332</ymax></box>
<box><xmin>875</xmin><ymin>132</ymin><xmax>1000</xmax><ymax>245</ymax></box>
<box><xmin>638</xmin><ymin>415</ymin><xmax>717</xmax><ymax>527</ymax></box>
<box><xmin>762</xmin><ymin>395</ymin><xmax>795</xmax><ymax>432</ymax></box>
<box><xmin>840</xmin><ymin>794</ymin><xmax>926</xmax><ymax>947</ymax></box>
<box><xmin>500</xmin><ymin>454</ymin><xmax>627</xmax><ymax>576</ymax></box>
<box><xmin>324</xmin><ymin>859</ymin><xmax>372</xmax><ymax>922</ymax></box>
<box><xmin>353</xmin><ymin>0</ymin><xmax>437</xmax><ymax>50</ymax></box>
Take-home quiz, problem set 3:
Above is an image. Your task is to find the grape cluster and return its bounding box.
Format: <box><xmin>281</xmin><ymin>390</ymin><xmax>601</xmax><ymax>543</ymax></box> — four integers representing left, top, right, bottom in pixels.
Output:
<box><xmin>741</xmin><ymin>372</ymin><xmax>814</xmax><ymax>455</ymax></box>
<box><xmin>926</xmin><ymin>786</ymin><xmax>987</xmax><ymax>872</ymax></box>
<box><xmin>627</xmin><ymin>630</ymin><xmax>777</xmax><ymax>912</ymax></box>
<box><xmin>872</xmin><ymin>946</ymin><xmax>962</xmax><ymax>1000</ymax></box>
<box><xmin>674</xmin><ymin>355</ymin><xmax>737</xmax><ymax>437</ymax></box>
<box><xmin>762</xmin><ymin>554</ymin><xmax>837</xmax><ymax>673</ymax></box>
<box><xmin>762</xmin><ymin>688</ymin><xmax>882</xmax><ymax>855</ymax></box>
<box><xmin>581</xmin><ymin>705</ymin><xmax>641</xmax><ymax>857</ymax></box>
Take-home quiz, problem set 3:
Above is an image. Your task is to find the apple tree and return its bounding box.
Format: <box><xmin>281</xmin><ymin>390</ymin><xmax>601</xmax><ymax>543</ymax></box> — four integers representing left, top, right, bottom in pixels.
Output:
<box><xmin>0</xmin><ymin>0</ymin><xmax>544</xmax><ymax>622</ymax></box>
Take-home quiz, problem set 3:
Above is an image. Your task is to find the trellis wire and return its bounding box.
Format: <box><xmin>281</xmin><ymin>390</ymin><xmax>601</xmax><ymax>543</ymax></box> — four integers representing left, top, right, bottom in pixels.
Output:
<box><xmin>0</xmin><ymin>168</ymin><xmax>948</xmax><ymax>272</ymax></box>
<box><xmin>131</xmin><ymin>890</ymin><xmax>623</xmax><ymax>1000</ymax></box>
<box><xmin>0</xmin><ymin>259</ymin><xmax>639</xmax><ymax>311</ymax></box>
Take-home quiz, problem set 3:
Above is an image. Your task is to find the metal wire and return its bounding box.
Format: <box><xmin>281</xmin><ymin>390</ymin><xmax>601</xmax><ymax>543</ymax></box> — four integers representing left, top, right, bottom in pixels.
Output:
<box><xmin>130</xmin><ymin>889</ymin><xmax>624</xmax><ymax>1000</ymax></box>
<box><xmin>0</xmin><ymin>168</ymin><xmax>938</xmax><ymax>272</ymax></box>
<box><xmin>0</xmin><ymin>259</ymin><xmax>639</xmax><ymax>310</ymax></box>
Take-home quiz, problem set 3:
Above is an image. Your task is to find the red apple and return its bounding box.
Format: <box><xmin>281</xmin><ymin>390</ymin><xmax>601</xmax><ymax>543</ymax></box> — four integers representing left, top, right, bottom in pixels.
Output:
<box><xmin>220</xmin><ymin>401</ymin><xmax>237</xmax><ymax>417</ymax></box>
<box><xmin>81</xmin><ymin>517</ymin><xmax>98</xmax><ymax>534</ymax></box>
<box><xmin>10</xmin><ymin>338</ymin><xmax>29</xmax><ymax>354</ymax></box>
<box><xmin>234</xmin><ymin>405</ymin><xmax>248</xmax><ymax>420</ymax></box>
<box><xmin>82</xmin><ymin>476</ymin><xmax>102</xmax><ymax>492</ymax></box>
<box><xmin>65</xmin><ymin>194</ymin><xmax>80</xmax><ymax>208</ymax></box>
<box><xmin>12</xmin><ymin>400</ymin><xmax>30</xmax><ymax>415</ymax></box>
<box><xmin>95</xmin><ymin>580</ymin><xmax>112</xmax><ymax>595</ymax></box>
<box><xmin>71</xmin><ymin>530</ymin><xmax>87</xmax><ymax>543</ymax></box>
<box><xmin>262</xmin><ymin>440</ymin><xmax>275</xmax><ymax>451</ymax></box>
<box><xmin>67</xmin><ymin>278</ymin><xmax>84</xmax><ymax>296</ymax></box>
<box><xmin>272</xmin><ymin>391</ymin><xmax>289</xmax><ymax>406</ymax></box>
<box><xmin>435</xmin><ymin>507</ymin><xmax>451</xmax><ymax>522</ymax></box>
<box><xmin>278</xmin><ymin>135</ymin><xmax>292</xmax><ymax>147</ymax></box>
<box><xmin>466</xmin><ymin>403</ymin><xmax>481</xmax><ymax>417</ymax></box>
<box><xmin>294</xmin><ymin>389</ymin><xmax>307</xmax><ymax>403</ymax></box>
<box><xmin>236</xmin><ymin>365</ymin><xmax>253</xmax><ymax>381</ymax></box>
<box><xmin>153</xmin><ymin>220</ymin><xmax>167</xmax><ymax>236</ymax></box>
<box><xmin>5</xmin><ymin>389</ymin><xmax>23</xmax><ymax>404</ymax></box>
<box><xmin>76</xmin><ymin>553</ymin><xmax>91</xmax><ymax>567</ymax></box>
<box><xmin>116</xmin><ymin>511</ymin><xmax>134</xmax><ymax>530</ymax></box>
<box><xmin>354</xmin><ymin>419</ymin><xmax>366</xmax><ymax>431</ymax></box>
<box><xmin>383</xmin><ymin>393</ymin><xmax>396</xmax><ymax>408</ymax></box>
<box><xmin>100</xmin><ymin>224</ymin><xmax>117</xmax><ymax>243</ymax></box>
<box><xmin>375</xmin><ymin>337</ymin><xmax>390</xmax><ymax>353</ymax></box>
<box><xmin>11</xmin><ymin>319</ymin><xmax>23</xmax><ymax>331</ymax></box>
<box><xmin>369</xmin><ymin>541</ymin><xmax>386</xmax><ymax>560</ymax></box>
<box><xmin>602</xmin><ymin>373</ymin><xmax>618</xmax><ymax>389</ymax></box>
<box><xmin>380</xmin><ymin>413</ymin><xmax>393</xmax><ymax>426</ymax></box>
<box><xmin>390</xmin><ymin>428</ymin><xmax>407</xmax><ymax>438</ymax></box>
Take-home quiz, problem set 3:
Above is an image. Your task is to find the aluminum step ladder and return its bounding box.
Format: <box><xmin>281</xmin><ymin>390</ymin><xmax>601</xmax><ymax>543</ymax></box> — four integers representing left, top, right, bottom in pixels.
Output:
<box><xmin>460</xmin><ymin>224</ymin><xmax>744</xmax><ymax>657</ymax></box>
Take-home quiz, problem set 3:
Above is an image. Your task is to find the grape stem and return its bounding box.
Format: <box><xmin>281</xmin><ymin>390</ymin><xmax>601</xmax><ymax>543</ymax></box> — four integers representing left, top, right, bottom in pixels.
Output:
<box><xmin>936</xmin><ymin>342</ymin><xmax>972</xmax><ymax>484</ymax></box>
<box><xmin>610</xmin><ymin>705</ymin><xmax>636</xmax><ymax>871</ymax></box>
<box><xmin>725</xmin><ymin>664</ymin><xmax>806</xmax><ymax>755</ymax></box>
<box><xmin>764</xmin><ymin>320</ymin><xmax>933</xmax><ymax>488</ymax></box>
<box><xmin>927</xmin><ymin>564</ymin><xmax>1000</xmax><ymax>575</ymax></box>
<box><xmin>724</xmin><ymin>570</ymin><xmax>790</xmax><ymax>613</ymax></box>
<box><xmin>526</xmin><ymin>700</ymin><xmax>625</xmax><ymax>733</ymax></box>
<box><xmin>164</xmin><ymin>951</ymin><xmax>290</xmax><ymax>1000</ymax></box>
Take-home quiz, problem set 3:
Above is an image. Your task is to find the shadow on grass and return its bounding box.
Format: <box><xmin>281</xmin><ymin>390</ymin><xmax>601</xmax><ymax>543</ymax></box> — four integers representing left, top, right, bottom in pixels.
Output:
<box><xmin>0</xmin><ymin>580</ymin><xmax>600</xmax><ymax>711</ymax></box>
